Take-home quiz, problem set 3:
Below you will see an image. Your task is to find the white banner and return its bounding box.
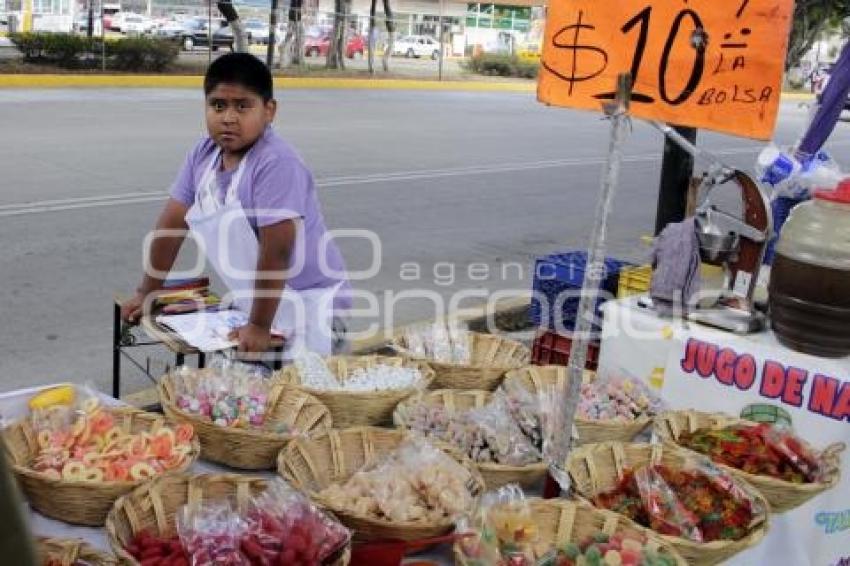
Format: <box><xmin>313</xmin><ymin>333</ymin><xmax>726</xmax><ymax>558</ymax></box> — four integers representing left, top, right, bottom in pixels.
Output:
<box><xmin>663</xmin><ymin>333</ymin><xmax>850</xmax><ymax>566</ymax></box>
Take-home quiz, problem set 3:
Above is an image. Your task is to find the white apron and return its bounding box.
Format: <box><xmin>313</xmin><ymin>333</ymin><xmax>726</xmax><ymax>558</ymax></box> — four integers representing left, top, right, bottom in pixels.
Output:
<box><xmin>185</xmin><ymin>148</ymin><xmax>338</xmax><ymax>358</ymax></box>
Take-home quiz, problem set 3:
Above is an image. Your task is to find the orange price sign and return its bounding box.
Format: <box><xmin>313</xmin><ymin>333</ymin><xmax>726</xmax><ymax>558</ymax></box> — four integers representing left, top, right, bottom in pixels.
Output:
<box><xmin>538</xmin><ymin>0</ymin><xmax>794</xmax><ymax>140</ymax></box>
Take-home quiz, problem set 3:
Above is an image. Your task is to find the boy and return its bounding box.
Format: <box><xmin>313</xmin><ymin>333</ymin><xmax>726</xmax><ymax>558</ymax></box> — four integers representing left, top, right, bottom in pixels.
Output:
<box><xmin>121</xmin><ymin>53</ymin><xmax>349</xmax><ymax>356</ymax></box>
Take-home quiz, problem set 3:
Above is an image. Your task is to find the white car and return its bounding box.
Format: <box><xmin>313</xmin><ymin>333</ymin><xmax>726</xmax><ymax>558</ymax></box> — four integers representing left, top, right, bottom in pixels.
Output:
<box><xmin>119</xmin><ymin>14</ymin><xmax>154</xmax><ymax>34</ymax></box>
<box><xmin>393</xmin><ymin>35</ymin><xmax>440</xmax><ymax>59</ymax></box>
<box><xmin>243</xmin><ymin>19</ymin><xmax>270</xmax><ymax>44</ymax></box>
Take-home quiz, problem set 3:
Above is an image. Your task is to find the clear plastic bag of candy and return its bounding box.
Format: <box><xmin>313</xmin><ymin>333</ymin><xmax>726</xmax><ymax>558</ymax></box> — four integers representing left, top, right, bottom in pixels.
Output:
<box><xmin>177</xmin><ymin>499</ymin><xmax>249</xmax><ymax>566</ymax></box>
<box><xmin>401</xmin><ymin>321</ymin><xmax>471</xmax><ymax>364</ymax></box>
<box><xmin>242</xmin><ymin>479</ymin><xmax>350</xmax><ymax>565</ymax></box>
<box><xmin>496</xmin><ymin>380</ymin><xmax>543</xmax><ymax>450</ymax></box>
<box><xmin>464</xmin><ymin>396</ymin><xmax>541</xmax><ymax>466</ymax></box>
<box><xmin>320</xmin><ymin>436</ymin><xmax>476</xmax><ymax>524</ymax></box>
<box><xmin>576</xmin><ymin>373</ymin><xmax>665</xmax><ymax>422</ymax></box>
<box><xmin>634</xmin><ymin>465</ymin><xmax>703</xmax><ymax>542</ymax></box>
<box><xmin>172</xmin><ymin>366</ymin><xmax>272</xmax><ymax>429</ymax></box>
<box><xmin>456</xmin><ymin>483</ymin><xmax>538</xmax><ymax>565</ymax></box>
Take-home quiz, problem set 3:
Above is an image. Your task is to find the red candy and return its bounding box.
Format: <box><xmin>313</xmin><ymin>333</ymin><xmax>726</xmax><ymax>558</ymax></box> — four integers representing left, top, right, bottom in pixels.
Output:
<box><xmin>126</xmin><ymin>530</ymin><xmax>189</xmax><ymax>566</ymax></box>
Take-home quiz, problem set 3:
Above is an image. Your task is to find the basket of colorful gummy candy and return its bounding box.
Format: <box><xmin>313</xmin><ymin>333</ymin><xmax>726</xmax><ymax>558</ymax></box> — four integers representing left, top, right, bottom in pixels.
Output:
<box><xmin>503</xmin><ymin>366</ymin><xmax>664</xmax><ymax>445</ymax></box>
<box><xmin>455</xmin><ymin>484</ymin><xmax>686</xmax><ymax>566</ymax></box>
<box><xmin>2</xmin><ymin>390</ymin><xmax>199</xmax><ymax>526</ymax></box>
<box><xmin>276</xmin><ymin>354</ymin><xmax>434</xmax><ymax>427</ymax></box>
<box><xmin>567</xmin><ymin>442</ymin><xmax>770</xmax><ymax>566</ymax></box>
<box><xmin>159</xmin><ymin>363</ymin><xmax>331</xmax><ymax>470</ymax></box>
<box><xmin>106</xmin><ymin>474</ymin><xmax>351</xmax><ymax>566</ymax></box>
<box><xmin>655</xmin><ymin>410</ymin><xmax>844</xmax><ymax>513</ymax></box>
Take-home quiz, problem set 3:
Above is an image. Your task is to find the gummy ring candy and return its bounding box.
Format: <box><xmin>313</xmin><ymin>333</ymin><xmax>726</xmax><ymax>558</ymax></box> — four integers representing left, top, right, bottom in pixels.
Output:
<box><xmin>173</xmin><ymin>445</ymin><xmax>192</xmax><ymax>457</ymax></box>
<box><xmin>82</xmin><ymin>452</ymin><xmax>99</xmax><ymax>466</ymax></box>
<box><xmin>105</xmin><ymin>462</ymin><xmax>130</xmax><ymax>481</ymax></box>
<box><xmin>130</xmin><ymin>462</ymin><xmax>157</xmax><ymax>481</ymax></box>
<box><xmin>89</xmin><ymin>412</ymin><xmax>115</xmax><ymax>436</ymax></box>
<box><xmin>62</xmin><ymin>462</ymin><xmax>85</xmax><ymax>480</ymax></box>
<box><xmin>102</xmin><ymin>427</ymin><xmax>122</xmax><ymax>445</ymax></box>
<box><xmin>175</xmin><ymin>424</ymin><xmax>194</xmax><ymax>443</ymax></box>
<box><xmin>81</xmin><ymin>398</ymin><xmax>100</xmax><ymax>414</ymax></box>
<box><xmin>149</xmin><ymin>434</ymin><xmax>173</xmax><ymax>460</ymax></box>
<box><xmin>71</xmin><ymin>415</ymin><xmax>89</xmax><ymax>437</ymax></box>
<box><xmin>82</xmin><ymin>468</ymin><xmax>104</xmax><ymax>482</ymax></box>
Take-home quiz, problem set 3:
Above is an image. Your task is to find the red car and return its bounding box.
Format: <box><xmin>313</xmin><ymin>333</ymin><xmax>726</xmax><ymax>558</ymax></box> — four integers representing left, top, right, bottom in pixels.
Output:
<box><xmin>304</xmin><ymin>34</ymin><xmax>366</xmax><ymax>58</ymax></box>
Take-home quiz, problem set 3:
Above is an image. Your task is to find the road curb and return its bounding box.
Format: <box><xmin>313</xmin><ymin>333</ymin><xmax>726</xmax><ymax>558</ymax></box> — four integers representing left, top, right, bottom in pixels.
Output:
<box><xmin>0</xmin><ymin>73</ymin><xmax>538</xmax><ymax>92</ymax></box>
<box><xmin>0</xmin><ymin>74</ymin><xmax>817</xmax><ymax>101</ymax></box>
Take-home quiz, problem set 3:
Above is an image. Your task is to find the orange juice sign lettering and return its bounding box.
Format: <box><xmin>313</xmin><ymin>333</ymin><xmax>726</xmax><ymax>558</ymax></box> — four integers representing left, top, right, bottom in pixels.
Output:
<box><xmin>538</xmin><ymin>0</ymin><xmax>794</xmax><ymax>140</ymax></box>
<box><xmin>680</xmin><ymin>338</ymin><xmax>850</xmax><ymax>422</ymax></box>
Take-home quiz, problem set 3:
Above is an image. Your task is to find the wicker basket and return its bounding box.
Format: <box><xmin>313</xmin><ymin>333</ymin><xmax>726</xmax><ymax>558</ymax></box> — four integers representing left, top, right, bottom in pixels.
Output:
<box><xmin>655</xmin><ymin>410</ymin><xmax>845</xmax><ymax>514</ymax></box>
<box><xmin>278</xmin><ymin>426</ymin><xmax>486</xmax><ymax>542</ymax></box>
<box><xmin>159</xmin><ymin>371</ymin><xmax>332</xmax><ymax>470</ymax></box>
<box><xmin>566</xmin><ymin>441</ymin><xmax>770</xmax><ymax>566</ymax></box>
<box><xmin>37</xmin><ymin>537</ymin><xmax>117</xmax><ymax>566</ymax></box>
<box><xmin>393</xmin><ymin>330</ymin><xmax>530</xmax><ymax>390</ymax></box>
<box><xmin>393</xmin><ymin>389</ymin><xmax>548</xmax><ymax>489</ymax></box>
<box><xmin>503</xmin><ymin>365</ymin><xmax>654</xmax><ymax>445</ymax></box>
<box><xmin>454</xmin><ymin>498</ymin><xmax>686</xmax><ymax>565</ymax></box>
<box><xmin>106</xmin><ymin>473</ymin><xmax>352</xmax><ymax>566</ymax></box>
<box><xmin>2</xmin><ymin>407</ymin><xmax>200</xmax><ymax>526</ymax></box>
<box><xmin>275</xmin><ymin>356</ymin><xmax>435</xmax><ymax>428</ymax></box>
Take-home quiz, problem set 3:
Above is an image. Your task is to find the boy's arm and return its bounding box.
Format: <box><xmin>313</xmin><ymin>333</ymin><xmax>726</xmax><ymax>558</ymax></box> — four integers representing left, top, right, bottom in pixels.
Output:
<box><xmin>231</xmin><ymin>219</ymin><xmax>297</xmax><ymax>353</ymax></box>
<box><xmin>121</xmin><ymin>198</ymin><xmax>190</xmax><ymax>322</ymax></box>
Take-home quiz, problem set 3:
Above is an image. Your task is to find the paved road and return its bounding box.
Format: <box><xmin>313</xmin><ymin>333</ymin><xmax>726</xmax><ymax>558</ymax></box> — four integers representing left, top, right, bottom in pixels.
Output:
<box><xmin>0</xmin><ymin>89</ymin><xmax>846</xmax><ymax>394</ymax></box>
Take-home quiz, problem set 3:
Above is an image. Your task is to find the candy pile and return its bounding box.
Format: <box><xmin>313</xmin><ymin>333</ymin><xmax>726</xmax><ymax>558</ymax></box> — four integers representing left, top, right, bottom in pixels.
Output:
<box><xmin>173</xmin><ymin>368</ymin><xmax>274</xmax><ymax>429</ymax></box>
<box><xmin>539</xmin><ymin>533</ymin><xmax>678</xmax><ymax>566</ymax></box>
<box><xmin>402</xmin><ymin>391</ymin><xmax>541</xmax><ymax>466</ymax></box>
<box><xmin>172</xmin><ymin>480</ymin><xmax>350</xmax><ymax>566</ymax></box>
<box><xmin>293</xmin><ymin>353</ymin><xmax>425</xmax><ymax>392</ymax></box>
<box><xmin>319</xmin><ymin>438</ymin><xmax>475</xmax><ymax>523</ymax></box>
<box><xmin>577</xmin><ymin>376</ymin><xmax>664</xmax><ymax>422</ymax></box>
<box><xmin>458</xmin><ymin>485</ymin><xmax>679</xmax><ymax>566</ymax></box>
<box><xmin>403</xmin><ymin>323</ymin><xmax>470</xmax><ymax>364</ymax></box>
<box><xmin>678</xmin><ymin>423</ymin><xmax>823</xmax><ymax>483</ymax></box>
<box><xmin>125</xmin><ymin>531</ymin><xmax>188</xmax><ymax>566</ymax></box>
<box><xmin>30</xmin><ymin>400</ymin><xmax>194</xmax><ymax>482</ymax></box>
<box><xmin>593</xmin><ymin>463</ymin><xmax>760</xmax><ymax>543</ymax></box>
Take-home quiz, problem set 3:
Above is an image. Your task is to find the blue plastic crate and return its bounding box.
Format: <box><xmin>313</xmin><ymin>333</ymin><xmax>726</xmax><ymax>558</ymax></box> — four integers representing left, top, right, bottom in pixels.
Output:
<box><xmin>529</xmin><ymin>251</ymin><xmax>632</xmax><ymax>332</ymax></box>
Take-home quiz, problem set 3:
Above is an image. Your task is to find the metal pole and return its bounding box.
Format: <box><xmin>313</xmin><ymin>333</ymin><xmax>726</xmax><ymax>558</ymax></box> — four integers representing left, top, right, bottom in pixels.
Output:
<box><xmin>654</xmin><ymin>125</ymin><xmax>697</xmax><ymax>235</ymax></box>
<box><xmin>267</xmin><ymin>0</ymin><xmax>279</xmax><ymax>67</ymax></box>
<box><xmin>437</xmin><ymin>0</ymin><xmax>443</xmax><ymax>81</ymax></box>
<box><xmin>208</xmin><ymin>0</ymin><xmax>212</xmax><ymax>68</ymax></box>
<box><xmin>546</xmin><ymin>73</ymin><xmax>632</xmax><ymax>491</ymax></box>
<box><xmin>100</xmin><ymin>0</ymin><xmax>105</xmax><ymax>72</ymax></box>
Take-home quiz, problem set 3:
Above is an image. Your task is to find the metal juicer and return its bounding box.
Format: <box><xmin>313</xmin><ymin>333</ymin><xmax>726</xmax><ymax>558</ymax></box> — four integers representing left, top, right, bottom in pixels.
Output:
<box><xmin>653</xmin><ymin>123</ymin><xmax>773</xmax><ymax>334</ymax></box>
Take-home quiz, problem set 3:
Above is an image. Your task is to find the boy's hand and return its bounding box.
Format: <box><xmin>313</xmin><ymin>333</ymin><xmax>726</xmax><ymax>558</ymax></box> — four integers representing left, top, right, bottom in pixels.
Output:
<box><xmin>228</xmin><ymin>323</ymin><xmax>272</xmax><ymax>356</ymax></box>
<box><xmin>120</xmin><ymin>292</ymin><xmax>147</xmax><ymax>324</ymax></box>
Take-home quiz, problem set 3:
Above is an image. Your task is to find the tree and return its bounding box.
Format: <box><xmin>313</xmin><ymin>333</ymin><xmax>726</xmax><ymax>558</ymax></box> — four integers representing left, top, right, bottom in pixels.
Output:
<box><xmin>366</xmin><ymin>0</ymin><xmax>396</xmax><ymax>73</ymax></box>
<box><xmin>786</xmin><ymin>0</ymin><xmax>850</xmax><ymax>71</ymax></box>
<box><xmin>278</xmin><ymin>0</ymin><xmax>305</xmax><ymax>69</ymax></box>
<box><xmin>327</xmin><ymin>0</ymin><xmax>351</xmax><ymax>69</ymax></box>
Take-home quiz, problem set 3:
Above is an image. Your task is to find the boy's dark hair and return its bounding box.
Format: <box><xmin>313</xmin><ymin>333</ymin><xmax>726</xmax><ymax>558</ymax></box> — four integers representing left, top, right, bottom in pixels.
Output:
<box><xmin>204</xmin><ymin>53</ymin><xmax>273</xmax><ymax>102</ymax></box>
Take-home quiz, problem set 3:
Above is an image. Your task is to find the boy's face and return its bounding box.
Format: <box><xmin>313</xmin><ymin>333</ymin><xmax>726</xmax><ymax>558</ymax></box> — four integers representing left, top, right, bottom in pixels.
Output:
<box><xmin>206</xmin><ymin>82</ymin><xmax>276</xmax><ymax>155</ymax></box>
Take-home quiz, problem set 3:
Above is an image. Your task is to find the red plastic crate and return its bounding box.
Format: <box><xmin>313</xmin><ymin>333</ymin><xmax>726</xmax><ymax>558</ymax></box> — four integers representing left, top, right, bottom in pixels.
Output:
<box><xmin>531</xmin><ymin>329</ymin><xmax>600</xmax><ymax>370</ymax></box>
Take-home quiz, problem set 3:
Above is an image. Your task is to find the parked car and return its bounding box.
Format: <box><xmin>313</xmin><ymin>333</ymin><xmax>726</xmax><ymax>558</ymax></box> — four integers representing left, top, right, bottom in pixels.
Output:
<box><xmin>155</xmin><ymin>18</ymin><xmax>186</xmax><ymax>39</ymax></box>
<box><xmin>120</xmin><ymin>14</ymin><xmax>155</xmax><ymax>35</ymax></box>
<box><xmin>178</xmin><ymin>18</ymin><xmax>234</xmax><ymax>51</ymax></box>
<box><xmin>392</xmin><ymin>35</ymin><xmax>440</xmax><ymax>59</ymax></box>
<box><xmin>244</xmin><ymin>19</ymin><xmax>270</xmax><ymax>45</ymax></box>
<box><xmin>304</xmin><ymin>33</ymin><xmax>366</xmax><ymax>58</ymax></box>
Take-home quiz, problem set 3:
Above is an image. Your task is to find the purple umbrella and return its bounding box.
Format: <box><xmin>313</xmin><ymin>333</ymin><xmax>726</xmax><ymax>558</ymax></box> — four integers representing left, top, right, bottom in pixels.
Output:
<box><xmin>798</xmin><ymin>40</ymin><xmax>850</xmax><ymax>158</ymax></box>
